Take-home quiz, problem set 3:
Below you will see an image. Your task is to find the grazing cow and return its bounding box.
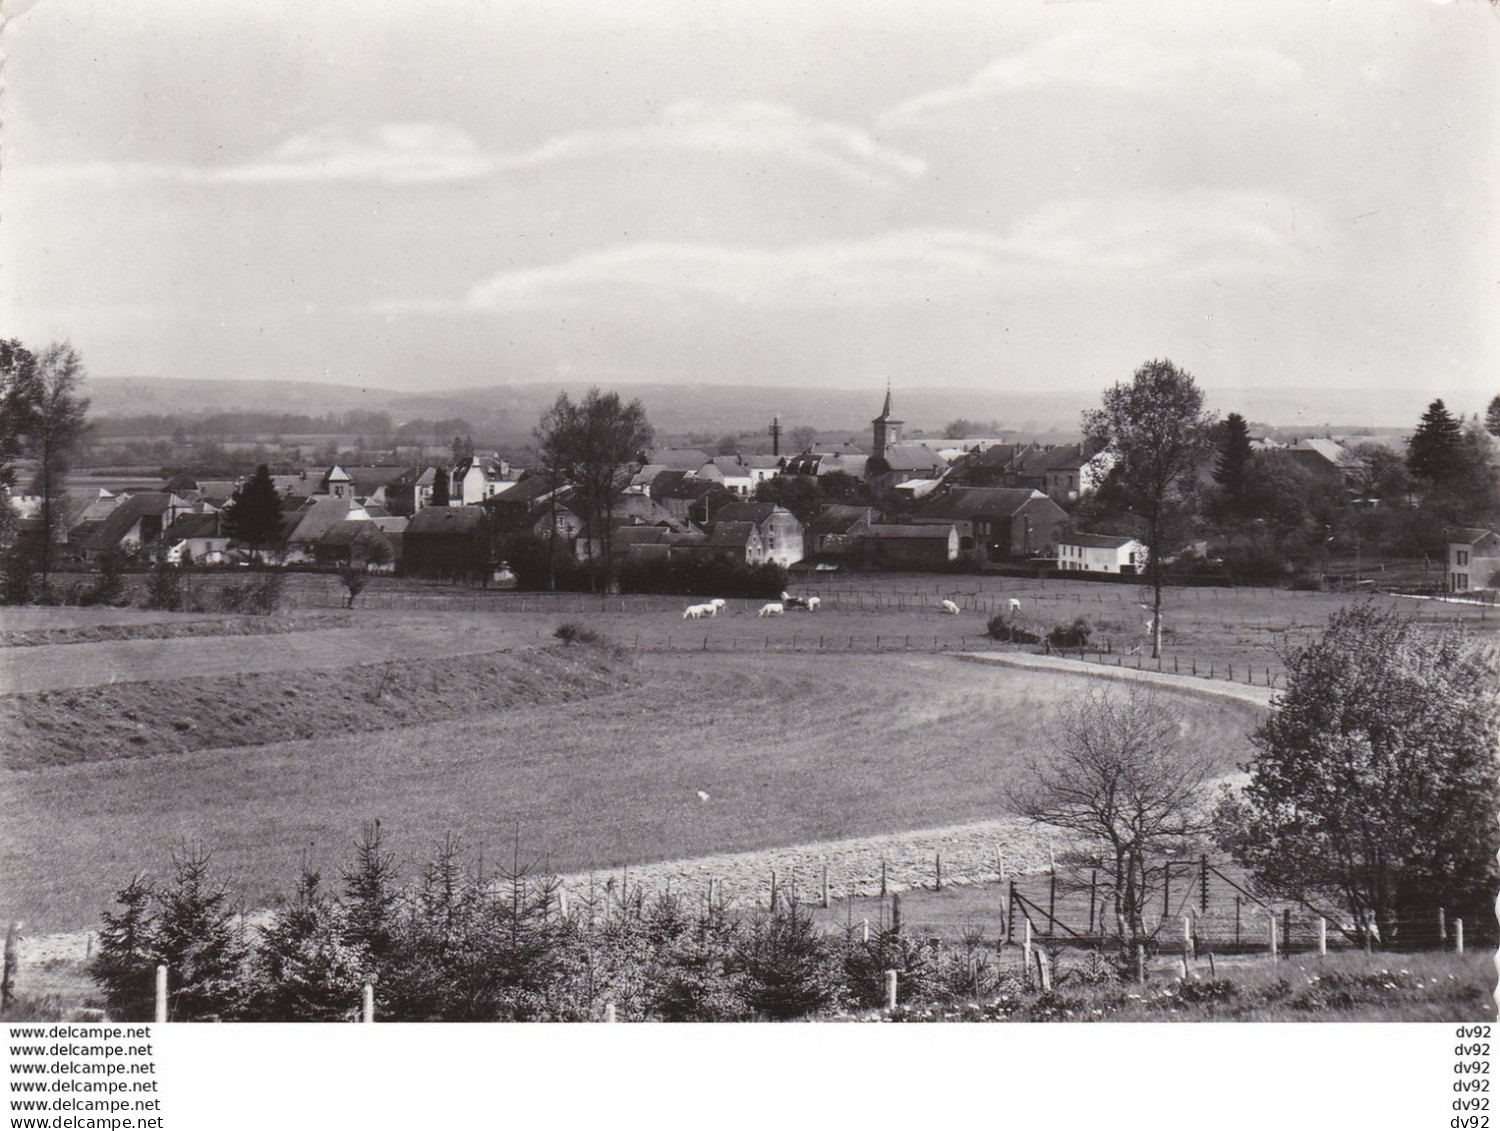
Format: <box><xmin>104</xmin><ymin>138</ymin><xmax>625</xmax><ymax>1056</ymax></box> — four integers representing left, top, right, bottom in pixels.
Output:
<box><xmin>683</xmin><ymin>604</ymin><xmax>709</xmax><ymax>619</ymax></box>
<box><xmin>1008</xmin><ymin>598</ymin><xmax>1021</xmax><ymax>613</ymax></box>
<box><xmin>758</xmin><ymin>602</ymin><xmax>785</xmax><ymax>617</ymax></box>
<box><xmin>805</xmin><ymin>596</ymin><xmax>821</xmax><ymax>612</ymax></box>
<box><xmin>710</xmin><ymin>599</ymin><xmax>727</xmax><ymax>612</ymax></box>
<box><xmin>940</xmin><ymin>599</ymin><xmax>961</xmax><ymax>615</ymax></box>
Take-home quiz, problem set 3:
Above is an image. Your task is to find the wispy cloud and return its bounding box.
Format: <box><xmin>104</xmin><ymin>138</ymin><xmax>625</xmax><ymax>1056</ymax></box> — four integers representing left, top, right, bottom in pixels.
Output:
<box><xmin>502</xmin><ymin>100</ymin><xmax>926</xmax><ymax>187</ymax></box>
<box><xmin>212</xmin><ymin>123</ymin><xmax>494</xmax><ymax>183</ymax></box>
<box><xmin>24</xmin><ymin>103</ymin><xmax>925</xmax><ymax>190</ymax></box>
<box><xmin>881</xmin><ymin>29</ymin><xmax>1303</xmax><ymax>128</ymax></box>
<box><xmin>458</xmin><ymin>191</ymin><xmax>1321</xmax><ymax>312</ymax></box>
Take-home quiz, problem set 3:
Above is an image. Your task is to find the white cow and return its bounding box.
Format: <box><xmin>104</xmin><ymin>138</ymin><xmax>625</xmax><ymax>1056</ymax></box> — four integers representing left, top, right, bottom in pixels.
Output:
<box><xmin>758</xmin><ymin>602</ymin><xmax>785</xmax><ymax>617</ymax></box>
<box><xmin>805</xmin><ymin>596</ymin><xmax>821</xmax><ymax>612</ymax></box>
<box><xmin>683</xmin><ymin>604</ymin><xmax>710</xmax><ymax>619</ymax></box>
<box><xmin>709</xmin><ymin>599</ymin><xmax>727</xmax><ymax>612</ymax></box>
<box><xmin>940</xmin><ymin>599</ymin><xmax>961</xmax><ymax>615</ymax></box>
<box><xmin>1008</xmin><ymin>598</ymin><xmax>1022</xmax><ymax>613</ymax></box>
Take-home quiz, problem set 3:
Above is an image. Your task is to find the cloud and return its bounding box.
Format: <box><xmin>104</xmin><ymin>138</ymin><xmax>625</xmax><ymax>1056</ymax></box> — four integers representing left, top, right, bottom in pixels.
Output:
<box><xmin>211</xmin><ymin>123</ymin><xmax>494</xmax><ymax>183</ymax></box>
<box><xmin>23</xmin><ymin>103</ymin><xmax>924</xmax><ymax>190</ymax></box>
<box><xmin>502</xmin><ymin>100</ymin><xmax>926</xmax><ymax>187</ymax></box>
<box><xmin>881</xmin><ymin>29</ymin><xmax>1303</xmax><ymax>129</ymax></box>
<box><xmin>460</xmin><ymin>192</ymin><xmax>1322</xmax><ymax>312</ymax></box>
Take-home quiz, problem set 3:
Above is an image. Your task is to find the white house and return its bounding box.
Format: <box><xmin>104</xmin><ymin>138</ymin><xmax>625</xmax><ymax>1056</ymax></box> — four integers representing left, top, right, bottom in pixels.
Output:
<box><xmin>1449</xmin><ymin>528</ymin><xmax>1500</xmax><ymax>592</ymax></box>
<box><xmin>1055</xmin><ymin>533</ymin><xmax>1148</xmax><ymax>575</ymax></box>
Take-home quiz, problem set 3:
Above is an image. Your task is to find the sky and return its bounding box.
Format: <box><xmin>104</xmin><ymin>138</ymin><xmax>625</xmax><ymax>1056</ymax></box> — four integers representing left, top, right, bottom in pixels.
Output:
<box><xmin>1</xmin><ymin>0</ymin><xmax>1497</xmax><ymax>412</ymax></box>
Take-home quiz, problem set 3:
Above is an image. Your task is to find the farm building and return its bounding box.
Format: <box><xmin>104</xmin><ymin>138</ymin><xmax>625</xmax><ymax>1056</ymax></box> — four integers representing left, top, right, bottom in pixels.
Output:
<box><xmin>1054</xmin><ymin>533</ymin><xmax>1148</xmax><ymax>575</ymax></box>
<box><xmin>402</xmin><ymin>505</ymin><xmax>491</xmax><ymax>578</ymax></box>
<box><xmin>713</xmin><ymin>501</ymin><xmax>805</xmax><ymax>568</ymax></box>
<box><xmin>163</xmin><ymin>510</ymin><xmax>231</xmax><ymax>564</ymax></box>
<box><xmin>806</xmin><ymin>504</ymin><xmax>875</xmax><ymax>559</ymax></box>
<box><xmin>1448</xmin><ymin>528</ymin><xmax>1500</xmax><ymax>592</ymax></box>
<box><xmin>857</xmin><ymin>523</ymin><xmax>960</xmax><ymax>569</ymax></box>
<box><xmin>72</xmin><ymin>492</ymin><xmax>194</xmax><ymax>561</ymax></box>
<box><xmin>908</xmin><ymin>486</ymin><xmax>1067</xmax><ymax>563</ymax></box>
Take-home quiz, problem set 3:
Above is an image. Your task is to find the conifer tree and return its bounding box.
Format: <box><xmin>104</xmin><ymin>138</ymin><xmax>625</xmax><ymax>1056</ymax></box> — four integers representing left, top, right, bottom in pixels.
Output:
<box><xmin>222</xmin><ymin>464</ymin><xmax>286</xmax><ymax>561</ymax></box>
<box><xmin>89</xmin><ymin>874</ymin><xmax>159</xmax><ymax>1021</ymax></box>
<box><xmin>1406</xmin><ymin>398</ymin><xmax>1466</xmax><ymax>485</ymax></box>
<box><xmin>151</xmin><ymin>846</ymin><xmax>248</xmax><ymax>1019</ymax></box>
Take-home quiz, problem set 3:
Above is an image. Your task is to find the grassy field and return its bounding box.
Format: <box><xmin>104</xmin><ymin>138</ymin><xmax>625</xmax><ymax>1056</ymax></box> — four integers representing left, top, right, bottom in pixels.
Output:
<box><xmin>283</xmin><ymin>570</ymin><xmax>1500</xmax><ymax>688</ymax></box>
<box><xmin>0</xmin><ymin>650</ymin><xmax>1263</xmax><ymax>933</ymax></box>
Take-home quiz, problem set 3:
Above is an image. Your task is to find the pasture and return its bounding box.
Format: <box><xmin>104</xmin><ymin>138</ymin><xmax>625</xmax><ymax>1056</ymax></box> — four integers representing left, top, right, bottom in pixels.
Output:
<box><xmin>4</xmin><ymin>570</ymin><xmax>1486</xmax><ymax>937</ymax></box>
<box><xmin>285</xmin><ymin>570</ymin><xmax>1500</xmax><ymax>687</ymax></box>
<box><xmin>0</xmin><ymin>647</ymin><xmax>1263</xmax><ymax>934</ymax></box>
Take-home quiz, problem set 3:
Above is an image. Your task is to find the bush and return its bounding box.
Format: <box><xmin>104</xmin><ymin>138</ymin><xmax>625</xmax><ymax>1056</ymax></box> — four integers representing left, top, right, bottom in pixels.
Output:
<box><xmin>0</xmin><ymin>550</ymin><xmax>39</xmax><ymax>606</ymax></box>
<box><xmin>143</xmin><ymin>560</ymin><xmax>184</xmax><ymax>611</ymax></box>
<box><xmin>554</xmin><ymin>621</ymin><xmax>603</xmax><ymax>646</ymax></box>
<box><xmin>987</xmin><ymin>613</ymin><xmax>1040</xmax><ymax>644</ymax></box>
<box><xmin>1047</xmin><ymin>617</ymin><xmax>1092</xmax><ymax>649</ymax></box>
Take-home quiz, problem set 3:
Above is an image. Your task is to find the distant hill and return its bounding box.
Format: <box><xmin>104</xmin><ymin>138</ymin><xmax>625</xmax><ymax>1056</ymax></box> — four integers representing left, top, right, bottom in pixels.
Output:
<box><xmin>84</xmin><ymin>376</ymin><xmax>1455</xmax><ymax>440</ymax></box>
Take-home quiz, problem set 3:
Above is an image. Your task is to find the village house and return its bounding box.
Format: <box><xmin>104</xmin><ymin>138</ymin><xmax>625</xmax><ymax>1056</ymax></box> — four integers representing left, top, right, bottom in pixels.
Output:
<box><xmin>448</xmin><ymin>453</ymin><xmax>516</xmax><ymax>506</ymax></box>
<box><xmin>163</xmin><ymin>510</ymin><xmax>232</xmax><ymax>565</ymax></box>
<box><xmin>1053</xmin><ymin>533</ymin><xmax>1149</xmax><ymax>576</ymax></box>
<box><xmin>1448</xmin><ymin>528</ymin><xmax>1500</xmax><ymax>592</ymax></box>
<box><xmin>806</xmin><ymin>504</ymin><xmax>876</xmax><ymax>560</ymax></box>
<box><xmin>908</xmin><ymin>486</ymin><xmax>1067</xmax><ymax>564</ymax></box>
<box><xmin>73</xmin><ymin>492</ymin><xmax>194</xmax><ymax>562</ymax></box>
<box><xmin>712</xmin><ymin>501</ymin><xmax>805</xmax><ymax>569</ymax></box>
<box><xmin>281</xmin><ymin>496</ymin><xmax>372</xmax><ymax>563</ymax></box>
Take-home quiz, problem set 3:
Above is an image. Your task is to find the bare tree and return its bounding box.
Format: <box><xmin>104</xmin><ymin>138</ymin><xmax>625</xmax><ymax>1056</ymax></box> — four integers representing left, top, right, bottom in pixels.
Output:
<box><xmin>534</xmin><ymin>388</ymin><xmax>652</xmax><ymax>592</ymax></box>
<box><xmin>1009</xmin><ymin>684</ymin><xmax>1218</xmax><ymax>953</ymax></box>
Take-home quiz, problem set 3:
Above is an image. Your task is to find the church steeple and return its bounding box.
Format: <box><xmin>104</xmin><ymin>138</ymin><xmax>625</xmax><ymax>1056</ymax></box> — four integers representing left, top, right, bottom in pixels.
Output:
<box><xmin>871</xmin><ymin>383</ymin><xmax>903</xmax><ymax>461</ymax></box>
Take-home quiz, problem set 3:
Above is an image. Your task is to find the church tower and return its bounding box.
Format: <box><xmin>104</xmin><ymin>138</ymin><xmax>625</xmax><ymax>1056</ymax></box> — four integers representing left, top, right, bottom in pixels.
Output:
<box><xmin>871</xmin><ymin>384</ymin><xmax>903</xmax><ymax>462</ymax></box>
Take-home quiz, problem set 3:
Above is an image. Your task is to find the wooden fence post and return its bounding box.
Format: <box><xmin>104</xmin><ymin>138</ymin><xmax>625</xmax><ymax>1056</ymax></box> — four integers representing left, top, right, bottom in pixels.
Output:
<box><xmin>1268</xmin><ymin>913</ymin><xmax>1278</xmax><ymax>961</ymax></box>
<box><xmin>1</xmin><ymin>921</ymin><xmax>18</xmax><ymax>1012</ymax></box>
<box><xmin>891</xmin><ymin>893</ymin><xmax>902</xmax><ymax>935</ymax></box>
<box><xmin>884</xmin><ymin>970</ymin><xmax>899</xmax><ymax>1011</ymax></box>
<box><xmin>821</xmin><ymin>864</ymin><xmax>830</xmax><ymax>909</ymax></box>
<box><xmin>769</xmin><ymin>870</ymin><xmax>777</xmax><ymax>912</ymax></box>
<box><xmin>880</xmin><ymin>859</ymin><xmax>887</xmax><ymax>898</ymax></box>
<box><xmin>1004</xmin><ymin>880</ymin><xmax>1015</xmax><ymax>944</ymax></box>
<box><xmin>154</xmin><ymin>965</ymin><xmax>168</xmax><ymax>1024</ymax></box>
<box><xmin>1318</xmin><ymin>917</ymin><xmax>1327</xmax><ymax>957</ymax></box>
<box><xmin>1439</xmin><ymin>907</ymin><xmax>1447</xmax><ymax>945</ymax></box>
<box><xmin>935</xmin><ymin>853</ymin><xmax>942</xmax><ymax>892</ymax></box>
<box><xmin>1023</xmin><ymin>919</ymin><xmax>1033</xmax><ymax>985</ymax></box>
<box><xmin>1183</xmin><ymin>915</ymin><xmax>1195</xmax><ymax>961</ymax></box>
<box><xmin>1282</xmin><ymin>908</ymin><xmax>1291</xmax><ymax>958</ymax></box>
<box><xmin>1455</xmin><ymin>919</ymin><xmax>1464</xmax><ymax>954</ymax></box>
<box><xmin>362</xmin><ymin>983</ymin><xmax>374</xmax><ymax>1023</ymax></box>
<box><xmin>861</xmin><ymin>918</ymin><xmax>870</xmax><ymax>944</ymax></box>
<box><xmin>1136</xmin><ymin>943</ymin><xmax>1145</xmax><ymax>985</ymax></box>
<box><xmin>1036</xmin><ymin>949</ymin><xmax>1053</xmax><ymax>994</ymax></box>
<box><xmin>604</xmin><ymin>1002</ymin><xmax>616</xmax><ymax>1023</ymax></box>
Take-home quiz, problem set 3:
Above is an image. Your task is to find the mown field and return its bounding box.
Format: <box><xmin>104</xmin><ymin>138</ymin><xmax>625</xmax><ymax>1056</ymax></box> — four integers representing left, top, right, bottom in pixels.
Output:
<box><xmin>0</xmin><ymin>646</ymin><xmax>1264</xmax><ymax>934</ymax></box>
<box><xmin>2</xmin><ymin>572</ymin><xmax>1487</xmax><ymax>937</ymax></box>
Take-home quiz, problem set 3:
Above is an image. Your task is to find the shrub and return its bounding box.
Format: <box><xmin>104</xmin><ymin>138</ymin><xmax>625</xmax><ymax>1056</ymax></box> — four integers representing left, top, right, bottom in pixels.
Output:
<box><xmin>1047</xmin><ymin>617</ymin><xmax>1092</xmax><ymax>649</ymax></box>
<box><xmin>554</xmin><ymin>621</ymin><xmax>602</xmax><ymax>646</ymax></box>
<box><xmin>987</xmin><ymin>613</ymin><xmax>1040</xmax><ymax>644</ymax></box>
<box><xmin>0</xmin><ymin>550</ymin><xmax>39</xmax><ymax>606</ymax></box>
<box><xmin>143</xmin><ymin>560</ymin><xmax>184</xmax><ymax>611</ymax></box>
